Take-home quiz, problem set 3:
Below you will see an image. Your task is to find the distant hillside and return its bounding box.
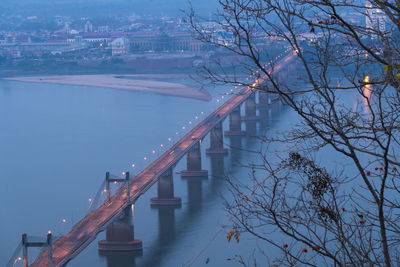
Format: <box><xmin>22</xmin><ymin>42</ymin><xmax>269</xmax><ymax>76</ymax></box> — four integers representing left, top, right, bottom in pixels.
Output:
<box><xmin>0</xmin><ymin>0</ymin><xmax>219</xmax><ymax>17</ymax></box>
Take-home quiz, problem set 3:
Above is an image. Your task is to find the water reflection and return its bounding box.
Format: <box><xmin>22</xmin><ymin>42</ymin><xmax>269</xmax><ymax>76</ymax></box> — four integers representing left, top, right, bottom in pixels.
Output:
<box><xmin>99</xmin><ymin>251</ymin><xmax>139</xmax><ymax>267</ymax></box>
<box><xmin>245</xmin><ymin>121</ymin><xmax>258</xmax><ymax>150</ymax></box>
<box><xmin>136</xmin><ymin>206</ymin><xmax>178</xmax><ymax>267</ymax></box>
<box><xmin>186</xmin><ymin>177</ymin><xmax>204</xmax><ymax>213</ymax></box>
<box><xmin>258</xmin><ymin>106</ymin><xmax>269</xmax><ymax>133</ymax></box>
<box><xmin>363</xmin><ymin>75</ymin><xmax>372</xmax><ymax>111</ymax></box>
<box><xmin>156</xmin><ymin>207</ymin><xmax>177</xmax><ymax>243</ymax></box>
<box><xmin>227</xmin><ymin>135</ymin><xmax>242</xmax><ymax>163</ymax></box>
<box><xmin>209</xmin><ymin>154</ymin><xmax>225</xmax><ymax>180</ymax></box>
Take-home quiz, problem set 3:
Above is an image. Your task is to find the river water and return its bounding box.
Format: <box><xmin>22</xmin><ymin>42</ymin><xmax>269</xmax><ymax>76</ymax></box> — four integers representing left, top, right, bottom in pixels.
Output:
<box><xmin>0</xmin><ymin>77</ymin><xmax>289</xmax><ymax>266</ymax></box>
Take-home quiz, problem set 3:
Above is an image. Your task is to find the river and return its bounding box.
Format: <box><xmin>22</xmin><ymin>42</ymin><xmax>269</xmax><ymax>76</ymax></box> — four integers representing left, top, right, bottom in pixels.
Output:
<box><xmin>0</xmin><ymin>77</ymin><xmax>287</xmax><ymax>266</ymax></box>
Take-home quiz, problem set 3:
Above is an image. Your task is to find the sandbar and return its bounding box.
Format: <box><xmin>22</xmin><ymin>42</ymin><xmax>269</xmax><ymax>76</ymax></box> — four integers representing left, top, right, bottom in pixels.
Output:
<box><xmin>4</xmin><ymin>74</ymin><xmax>211</xmax><ymax>101</ymax></box>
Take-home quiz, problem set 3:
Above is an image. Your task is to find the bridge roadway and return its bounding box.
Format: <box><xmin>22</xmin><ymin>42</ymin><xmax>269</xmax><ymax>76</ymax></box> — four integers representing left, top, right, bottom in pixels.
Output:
<box><xmin>31</xmin><ymin>53</ymin><xmax>294</xmax><ymax>266</ymax></box>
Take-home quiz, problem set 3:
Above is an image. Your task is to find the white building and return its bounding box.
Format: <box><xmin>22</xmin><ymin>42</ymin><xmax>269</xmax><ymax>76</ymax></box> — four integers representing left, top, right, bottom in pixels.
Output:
<box><xmin>98</xmin><ymin>26</ymin><xmax>110</xmax><ymax>33</ymax></box>
<box><xmin>365</xmin><ymin>1</ymin><xmax>386</xmax><ymax>36</ymax></box>
<box><xmin>84</xmin><ymin>21</ymin><xmax>93</xmax><ymax>32</ymax></box>
<box><xmin>111</xmin><ymin>37</ymin><xmax>130</xmax><ymax>56</ymax></box>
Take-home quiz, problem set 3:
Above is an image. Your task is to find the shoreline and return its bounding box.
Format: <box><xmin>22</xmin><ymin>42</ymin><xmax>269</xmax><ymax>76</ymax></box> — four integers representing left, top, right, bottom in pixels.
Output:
<box><xmin>4</xmin><ymin>74</ymin><xmax>211</xmax><ymax>101</ymax></box>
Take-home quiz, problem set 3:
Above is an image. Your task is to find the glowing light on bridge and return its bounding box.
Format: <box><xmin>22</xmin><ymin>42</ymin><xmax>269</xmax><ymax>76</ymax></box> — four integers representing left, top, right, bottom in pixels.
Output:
<box><xmin>144</xmin><ymin>156</ymin><xmax>148</xmax><ymax>160</ymax></box>
<box><xmin>152</xmin><ymin>150</ymin><xmax>156</xmax><ymax>154</ymax></box>
<box><xmin>14</xmin><ymin>257</ymin><xmax>22</xmax><ymax>266</ymax></box>
<box><xmin>13</xmin><ymin>257</ymin><xmax>22</xmax><ymax>266</ymax></box>
<box><xmin>131</xmin><ymin>163</ymin><xmax>135</xmax><ymax>168</ymax></box>
<box><xmin>168</xmin><ymin>137</ymin><xmax>172</xmax><ymax>141</ymax></box>
<box><xmin>62</xmin><ymin>219</ymin><xmax>67</xmax><ymax>223</ymax></box>
<box><xmin>88</xmin><ymin>198</ymin><xmax>92</xmax><ymax>202</ymax></box>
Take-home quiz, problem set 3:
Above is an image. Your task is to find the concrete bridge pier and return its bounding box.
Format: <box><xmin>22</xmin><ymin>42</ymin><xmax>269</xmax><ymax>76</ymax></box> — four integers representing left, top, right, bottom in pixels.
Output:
<box><xmin>181</xmin><ymin>141</ymin><xmax>208</xmax><ymax>177</ymax></box>
<box><xmin>98</xmin><ymin>206</ymin><xmax>142</xmax><ymax>252</ymax></box>
<box><xmin>257</xmin><ymin>90</ymin><xmax>270</xmax><ymax>107</ymax></box>
<box><xmin>287</xmin><ymin>63</ymin><xmax>297</xmax><ymax>86</ymax></box>
<box><xmin>224</xmin><ymin>107</ymin><xmax>245</xmax><ymax>136</ymax></box>
<box><xmin>242</xmin><ymin>92</ymin><xmax>259</xmax><ymax>121</ymax></box>
<box><xmin>150</xmin><ymin>167</ymin><xmax>181</xmax><ymax>207</ymax></box>
<box><xmin>206</xmin><ymin>122</ymin><xmax>228</xmax><ymax>155</ymax></box>
<box><xmin>277</xmin><ymin>65</ymin><xmax>294</xmax><ymax>86</ymax></box>
<box><xmin>278</xmin><ymin>68</ymin><xmax>286</xmax><ymax>84</ymax></box>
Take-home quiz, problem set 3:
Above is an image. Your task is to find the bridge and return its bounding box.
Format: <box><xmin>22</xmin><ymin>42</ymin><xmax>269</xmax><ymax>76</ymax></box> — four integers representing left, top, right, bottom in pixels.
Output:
<box><xmin>9</xmin><ymin>52</ymin><xmax>296</xmax><ymax>267</ymax></box>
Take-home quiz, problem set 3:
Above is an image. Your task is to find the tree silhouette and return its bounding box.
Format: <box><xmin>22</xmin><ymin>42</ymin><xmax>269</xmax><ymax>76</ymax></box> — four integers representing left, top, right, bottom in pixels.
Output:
<box><xmin>189</xmin><ymin>0</ymin><xmax>400</xmax><ymax>266</ymax></box>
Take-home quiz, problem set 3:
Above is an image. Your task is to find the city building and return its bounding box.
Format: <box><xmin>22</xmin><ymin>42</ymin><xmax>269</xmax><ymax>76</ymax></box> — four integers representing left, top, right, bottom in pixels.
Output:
<box><xmin>111</xmin><ymin>37</ymin><xmax>130</xmax><ymax>56</ymax></box>
<box><xmin>84</xmin><ymin>21</ymin><xmax>93</xmax><ymax>32</ymax></box>
<box><xmin>365</xmin><ymin>1</ymin><xmax>386</xmax><ymax>36</ymax></box>
<box><xmin>98</xmin><ymin>26</ymin><xmax>110</xmax><ymax>32</ymax></box>
<box><xmin>129</xmin><ymin>31</ymin><xmax>204</xmax><ymax>53</ymax></box>
<box><xmin>82</xmin><ymin>32</ymin><xmax>113</xmax><ymax>43</ymax></box>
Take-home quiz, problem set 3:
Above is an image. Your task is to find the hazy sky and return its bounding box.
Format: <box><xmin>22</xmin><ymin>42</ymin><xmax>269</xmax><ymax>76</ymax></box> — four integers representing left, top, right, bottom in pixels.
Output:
<box><xmin>0</xmin><ymin>0</ymin><xmax>219</xmax><ymax>17</ymax></box>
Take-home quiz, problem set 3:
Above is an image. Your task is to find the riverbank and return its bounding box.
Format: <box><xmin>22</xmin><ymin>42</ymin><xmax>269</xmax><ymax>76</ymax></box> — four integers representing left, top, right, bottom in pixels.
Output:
<box><xmin>4</xmin><ymin>74</ymin><xmax>211</xmax><ymax>101</ymax></box>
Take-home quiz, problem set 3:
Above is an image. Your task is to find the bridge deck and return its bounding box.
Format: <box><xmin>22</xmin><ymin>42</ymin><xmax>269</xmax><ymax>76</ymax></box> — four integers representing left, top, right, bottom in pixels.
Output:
<box><xmin>31</xmin><ymin>54</ymin><xmax>293</xmax><ymax>266</ymax></box>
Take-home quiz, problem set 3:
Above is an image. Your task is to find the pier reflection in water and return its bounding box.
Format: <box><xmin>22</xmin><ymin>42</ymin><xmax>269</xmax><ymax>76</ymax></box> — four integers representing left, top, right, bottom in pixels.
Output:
<box><xmin>100</xmin><ymin>251</ymin><xmax>139</xmax><ymax>267</ymax></box>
